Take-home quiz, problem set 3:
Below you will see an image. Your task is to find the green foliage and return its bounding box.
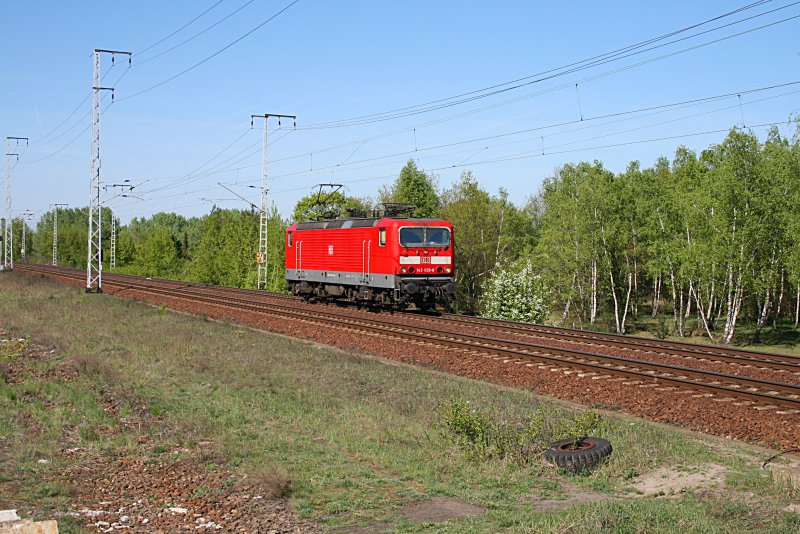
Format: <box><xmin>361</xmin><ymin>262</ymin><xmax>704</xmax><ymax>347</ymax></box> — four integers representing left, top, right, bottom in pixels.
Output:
<box><xmin>482</xmin><ymin>259</ymin><xmax>548</xmax><ymax>323</ymax></box>
<box><xmin>440</xmin><ymin>172</ymin><xmax>534</xmax><ymax>313</ymax></box>
<box><xmin>379</xmin><ymin>159</ymin><xmax>440</xmax><ymax>217</ymax></box>
<box><xmin>291</xmin><ymin>191</ymin><xmax>372</xmax><ymax>223</ymax></box>
<box><xmin>441</xmin><ymin>399</ymin><xmax>603</xmax><ymax>465</ymax></box>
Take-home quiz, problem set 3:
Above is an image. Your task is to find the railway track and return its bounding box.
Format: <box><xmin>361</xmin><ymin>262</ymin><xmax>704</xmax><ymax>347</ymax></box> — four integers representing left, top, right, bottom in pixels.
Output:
<box><xmin>16</xmin><ymin>263</ymin><xmax>800</xmax><ymax>412</ymax></box>
<box><xmin>38</xmin><ymin>265</ymin><xmax>800</xmax><ymax>374</ymax></box>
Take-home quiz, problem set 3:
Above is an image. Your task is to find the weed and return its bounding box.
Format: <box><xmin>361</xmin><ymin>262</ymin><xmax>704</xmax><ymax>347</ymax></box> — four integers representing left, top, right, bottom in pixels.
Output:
<box><xmin>252</xmin><ymin>465</ymin><xmax>293</xmax><ymax>499</ymax></box>
<box><xmin>0</xmin><ymin>338</ymin><xmax>28</xmax><ymax>361</ymax></box>
<box><xmin>440</xmin><ymin>399</ymin><xmax>604</xmax><ymax>465</ymax></box>
<box><xmin>191</xmin><ymin>486</ymin><xmax>211</xmax><ymax>498</ymax></box>
<box><xmin>653</xmin><ymin>317</ymin><xmax>671</xmax><ymax>340</ymax></box>
<box><xmin>36</xmin><ymin>481</ymin><xmax>72</xmax><ymax>498</ymax></box>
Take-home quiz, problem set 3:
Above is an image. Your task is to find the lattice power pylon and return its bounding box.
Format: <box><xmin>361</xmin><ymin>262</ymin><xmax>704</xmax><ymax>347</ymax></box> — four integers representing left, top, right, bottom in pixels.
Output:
<box><xmin>20</xmin><ymin>211</ymin><xmax>34</xmax><ymax>260</ymax></box>
<box><xmin>4</xmin><ymin>136</ymin><xmax>27</xmax><ymax>271</ymax></box>
<box><xmin>104</xmin><ymin>181</ymin><xmax>132</xmax><ymax>269</ymax></box>
<box><xmin>86</xmin><ymin>49</ymin><xmax>130</xmax><ymax>292</ymax></box>
<box><xmin>51</xmin><ymin>203</ymin><xmax>68</xmax><ymax>266</ymax></box>
<box><xmin>251</xmin><ymin>113</ymin><xmax>295</xmax><ymax>290</ymax></box>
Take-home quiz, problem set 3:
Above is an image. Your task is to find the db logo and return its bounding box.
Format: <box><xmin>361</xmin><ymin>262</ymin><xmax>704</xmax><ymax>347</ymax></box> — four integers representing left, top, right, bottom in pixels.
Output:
<box><xmin>328</xmin><ymin>245</ymin><xmax>334</xmax><ymax>255</ymax></box>
<box><xmin>420</xmin><ymin>256</ymin><xmax>431</xmax><ymax>264</ymax></box>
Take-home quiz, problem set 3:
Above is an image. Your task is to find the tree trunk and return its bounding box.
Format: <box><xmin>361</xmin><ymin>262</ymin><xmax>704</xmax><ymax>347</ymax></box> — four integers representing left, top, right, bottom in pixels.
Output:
<box><xmin>685</xmin><ymin>280</ymin><xmax>693</xmax><ymax>319</ymax></box>
<box><xmin>795</xmin><ymin>286</ymin><xmax>799</xmax><ymax>330</ymax></box>
<box><xmin>631</xmin><ymin>237</ymin><xmax>639</xmax><ymax>321</ymax></box>
<box><xmin>609</xmin><ymin>268</ymin><xmax>621</xmax><ymax>334</ymax></box>
<box><xmin>753</xmin><ymin>287</ymin><xmax>771</xmax><ymax>344</ymax></box>
<box><xmin>721</xmin><ymin>272</ymin><xmax>744</xmax><ymax>344</ymax></box>
<box><xmin>590</xmin><ymin>258</ymin><xmax>598</xmax><ymax>324</ymax></box>
<box><xmin>668</xmin><ymin>267</ymin><xmax>685</xmax><ymax>337</ymax></box>
<box><xmin>651</xmin><ymin>273</ymin><xmax>662</xmax><ymax>318</ymax></box>
<box><xmin>621</xmin><ymin>272</ymin><xmax>633</xmax><ymax>334</ymax></box>
<box><xmin>562</xmin><ymin>271</ymin><xmax>577</xmax><ymax>324</ymax></box>
<box><xmin>692</xmin><ymin>283</ymin><xmax>716</xmax><ymax>343</ymax></box>
<box><xmin>707</xmin><ymin>266</ymin><xmax>717</xmax><ymax>328</ymax></box>
<box><xmin>773</xmin><ymin>270</ymin><xmax>785</xmax><ymax>329</ymax></box>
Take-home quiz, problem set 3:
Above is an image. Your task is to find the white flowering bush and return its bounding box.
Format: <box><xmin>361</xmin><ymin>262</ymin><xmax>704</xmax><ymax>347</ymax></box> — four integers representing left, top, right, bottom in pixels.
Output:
<box><xmin>481</xmin><ymin>259</ymin><xmax>548</xmax><ymax>323</ymax></box>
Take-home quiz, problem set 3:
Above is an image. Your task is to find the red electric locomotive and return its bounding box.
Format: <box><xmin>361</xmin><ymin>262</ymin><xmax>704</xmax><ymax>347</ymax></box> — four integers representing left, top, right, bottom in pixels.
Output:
<box><xmin>285</xmin><ymin>216</ymin><xmax>455</xmax><ymax>310</ymax></box>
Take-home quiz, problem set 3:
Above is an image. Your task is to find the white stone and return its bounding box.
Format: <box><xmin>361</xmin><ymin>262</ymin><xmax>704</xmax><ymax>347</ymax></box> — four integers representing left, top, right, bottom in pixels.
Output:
<box><xmin>0</xmin><ymin>510</ymin><xmax>21</xmax><ymax>523</ymax></box>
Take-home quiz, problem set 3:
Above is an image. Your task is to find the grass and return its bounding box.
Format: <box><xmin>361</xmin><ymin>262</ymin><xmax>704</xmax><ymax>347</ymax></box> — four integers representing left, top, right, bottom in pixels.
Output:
<box><xmin>0</xmin><ymin>272</ymin><xmax>798</xmax><ymax>532</ymax></box>
<box><xmin>565</xmin><ymin>309</ymin><xmax>800</xmax><ymax>355</ymax></box>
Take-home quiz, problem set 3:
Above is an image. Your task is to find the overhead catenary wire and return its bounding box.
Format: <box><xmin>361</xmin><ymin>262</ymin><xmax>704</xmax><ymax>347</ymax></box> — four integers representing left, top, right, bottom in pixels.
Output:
<box><xmin>31</xmin><ymin>61</ymin><xmax>120</xmax><ymax>146</ymax></box>
<box><xmin>140</xmin><ymin>80</ymin><xmax>799</xmax><ymax>188</ymax></box>
<box><xmin>116</xmin><ymin>0</ymin><xmax>302</xmax><ymax>102</ymax></box>
<box><xmin>115</xmin><ymin>109</ymin><xmax>796</xmax><ymax>217</ymax></box>
<box><xmin>295</xmin><ymin>1</ymin><xmax>799</xmax><ymax>129</ymax></box>
<box><xmin>134</xmin><ymin>0</ymin><xmax>227</xmax><ymax>57</ymax></box>
<box><xmin>135</xmin><ymin>0</ymin><xmax>257</xmax><ymax>66</ymax></box>
<box><xmin>24</xmin><ymin>98</ymin><xmax>115</xmax><ymax>164</ymax></box>
<box><xmin>263</xmin><ymin>120</ymin><xmax>793</xmax><ymax>196</ymax></box>
<box><xmin>23</xmin><ymin>2</ymin><xmax>795</xmax><ymax>169</ymax></box>
<box><xmin>136</xmin><ymin>128</ymin><xmax>295</xmax><ymax>196</ymax></box>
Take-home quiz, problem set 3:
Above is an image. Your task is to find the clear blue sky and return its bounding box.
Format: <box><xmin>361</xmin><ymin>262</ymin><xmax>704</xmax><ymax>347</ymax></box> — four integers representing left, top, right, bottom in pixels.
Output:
<box><xmin>2</xmin><ymin>1</ymin><xmax>798</xmax><ymax>224</ymax></box>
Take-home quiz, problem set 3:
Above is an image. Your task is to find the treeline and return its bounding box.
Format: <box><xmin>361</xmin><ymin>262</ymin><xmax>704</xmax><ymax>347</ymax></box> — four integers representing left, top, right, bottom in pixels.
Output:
<box><xmin>25</xmin><ymin>206</ymin><xmax>288</xmax><ymax>292</ymax></box>
<box><xmin>17</xmin><ymin>125</ymin><xmax>800</xmax><ymax>344</ymax></box>
<box><xmin>534</xmin><ymin>127</ymin><xmax>800</xmax><ymax>343</ymax></box>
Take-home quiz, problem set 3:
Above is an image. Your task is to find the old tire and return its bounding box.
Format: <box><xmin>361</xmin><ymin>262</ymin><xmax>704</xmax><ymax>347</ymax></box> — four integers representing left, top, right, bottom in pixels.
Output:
<box><xmin>544</xmin><ymin>437</ymin><xmax>612</xmax><ymax>473</ymax></box>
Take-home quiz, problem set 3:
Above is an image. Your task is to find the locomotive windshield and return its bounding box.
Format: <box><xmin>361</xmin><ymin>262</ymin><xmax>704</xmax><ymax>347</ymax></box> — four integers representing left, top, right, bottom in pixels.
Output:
<box><xmin>399</xmin><ymin>227</ymin><xmax>450</xmax><ymax>248</ymax></box>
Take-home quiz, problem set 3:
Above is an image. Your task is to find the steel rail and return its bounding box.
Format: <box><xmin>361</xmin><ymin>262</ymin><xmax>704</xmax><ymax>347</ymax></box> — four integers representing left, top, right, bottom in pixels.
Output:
<box><xmin>17</xmin><ymin>263</ymin><xmax>800</xmax><ymax>409</ymax></box>
<box><xmin>96</xmin><ymin>265</ymin><xmax>800</xmax><ymax>369</ymax></box>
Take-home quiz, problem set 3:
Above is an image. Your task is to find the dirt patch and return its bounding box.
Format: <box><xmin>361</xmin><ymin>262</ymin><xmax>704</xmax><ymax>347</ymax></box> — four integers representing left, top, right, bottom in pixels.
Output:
<box><xmin>529</xmin><ymin>480</ymin><xmax>611</xmax><ymax>511</ymax></box>
<box><xmin>627</xmin><ymin>463</ymin><xmax>728</xmax><ymax>497</ymax></box>
<box><xmin>62</xmin><ymin>450</ymin><xmax>322</xmax><ymax>533</ymax></box>
<box><xmin>400</xmin><ymin>495</ymin><xmax>486</xmax><ymax>523</ymax></box>
<box><xmin>0</xmin><ymin>328</ymin><xmax>322</xmax><ymax>533</ymax></box>
<box><xmin>329</xmin><ymin>496</ymin><xmax>486</xmax><ymax>532</ymax></box>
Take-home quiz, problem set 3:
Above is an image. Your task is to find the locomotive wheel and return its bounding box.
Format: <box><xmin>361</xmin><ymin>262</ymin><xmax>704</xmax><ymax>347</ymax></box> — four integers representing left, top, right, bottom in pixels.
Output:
<box><xmin>544</xmin><ymin>437</ymin><xmax>612</xmax><ymax>473</ymax></box>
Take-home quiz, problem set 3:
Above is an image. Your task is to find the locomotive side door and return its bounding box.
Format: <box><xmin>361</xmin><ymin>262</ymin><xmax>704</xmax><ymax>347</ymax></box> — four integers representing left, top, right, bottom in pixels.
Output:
<box><xmin>295</xmin><ymin>239</ymin><xmax>304</xmax><ymax>279</ymax></box>
<box><xmin>361</xmin><ymin>239</ymin><xmax>372</xmax><ymax>284</ymax></box>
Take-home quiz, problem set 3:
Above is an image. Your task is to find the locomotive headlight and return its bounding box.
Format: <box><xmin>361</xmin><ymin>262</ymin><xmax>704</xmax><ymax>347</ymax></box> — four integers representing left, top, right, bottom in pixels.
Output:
<box><xmin>444</xmin><ymin>267</ymin><xmax>452</xmax><ymax>274</ymax></box>
<box><xmin>400</xmin><ymin>267</ymin><xmax>407</xmax><ymax>274</ymax></box>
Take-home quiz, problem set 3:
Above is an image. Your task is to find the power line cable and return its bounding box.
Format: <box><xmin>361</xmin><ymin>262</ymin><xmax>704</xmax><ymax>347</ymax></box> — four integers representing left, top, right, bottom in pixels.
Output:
<box><xmin>139</xmin><ymin>128</ymin><xmax>295</xmax><ymax>195</ymax></box>
<box><xmin>117</xmin><ymin>0</ymin><xmax>302</xmax><ymax>102</ymax></box>
<box><xmin>298</xmin><ymin>1</ymin><xmax>797</xmax><ymax>129</ymax></box>
<box><xmin>135</xmin><ymin>0</ymin><xmax>256</xmax><ymax>65</ymax></box>
<box><xmin>135</xmin><ymin>0</ymin><xmax>227</xmax><ymax>57</ymax></box>
<box><xmin>33</xmin><ymin>62</ymin><xmax>119</xmax><ymax>145</ymax></box>
<box><xmin>130</xmin><ymin>87</ymin><xmax>798</xmax><ymax>205</ymax></box>
<box><xmin>189</xmin><ymin>80</ymin><xmax>800</xmax><ymax>183</ymax></box>
<box><xmin>25</xmin><ymin>98</ymin><xmax>115</xmax><ymax>164</ymax></box>
<box><xmin>265</xmin><ymin>120</ymin><xmax>791</xmax><ymax>196</ymax></box>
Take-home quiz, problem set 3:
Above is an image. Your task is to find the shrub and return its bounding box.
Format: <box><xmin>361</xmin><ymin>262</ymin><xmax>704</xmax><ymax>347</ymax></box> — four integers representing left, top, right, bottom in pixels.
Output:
<box><xmin>440</xmin><ymin>399</ymin><xmax>604</xmax><ymax>465</ymax></box>
<box><xmin>482</xmin><ymin>259</ymin><xmax>548</xmax><ymax>323</ymax></box>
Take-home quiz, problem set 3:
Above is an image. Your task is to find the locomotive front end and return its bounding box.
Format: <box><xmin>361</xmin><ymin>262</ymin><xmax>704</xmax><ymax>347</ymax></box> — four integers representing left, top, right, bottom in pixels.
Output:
<box><xmin>395</xmin><ymin>223</ymin><xmax>455</xmax><ymax>311</ymax></box>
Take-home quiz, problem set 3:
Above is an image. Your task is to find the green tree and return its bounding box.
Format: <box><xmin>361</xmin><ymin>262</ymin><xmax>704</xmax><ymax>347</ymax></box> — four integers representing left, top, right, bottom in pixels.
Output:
<box><xmin>291</xmin><ymin>191</ymin><xmax>372</xmax><ymax>223</ymax></box>
<box><xmin>380</xmin><ymin>160</ymin><xmax>440</xmax><ymax>217</ymax></box>
<box><xmin>440</xmin><ymin>171</ymin><xmax>530</xmax><ymax>313</ymax></box>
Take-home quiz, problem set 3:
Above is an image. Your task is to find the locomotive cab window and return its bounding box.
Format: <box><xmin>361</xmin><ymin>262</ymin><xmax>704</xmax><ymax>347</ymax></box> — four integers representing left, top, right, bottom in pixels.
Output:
<box><xmin>378</xmin><ymin>228</ymin><xmax>386</xmax><ymax>246</ymax></box>
<box><xmin>426</xmin><ymin>227</ymin><xmax>450</xmax><ymax>247</ymax></box>
<box><xmin>287</xmin><ymin>231</ymin><xmax>293</xmax><ymax>247</ymax></box>
<box><xmin>399</xmin><ymin>227</ymin><xmax>425</xmax><ymax>247</ymax></box>
<box><xmin>399</xmin><ymin>227</ymin><xmax>450</xmax><ymax>248</ymax></box>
